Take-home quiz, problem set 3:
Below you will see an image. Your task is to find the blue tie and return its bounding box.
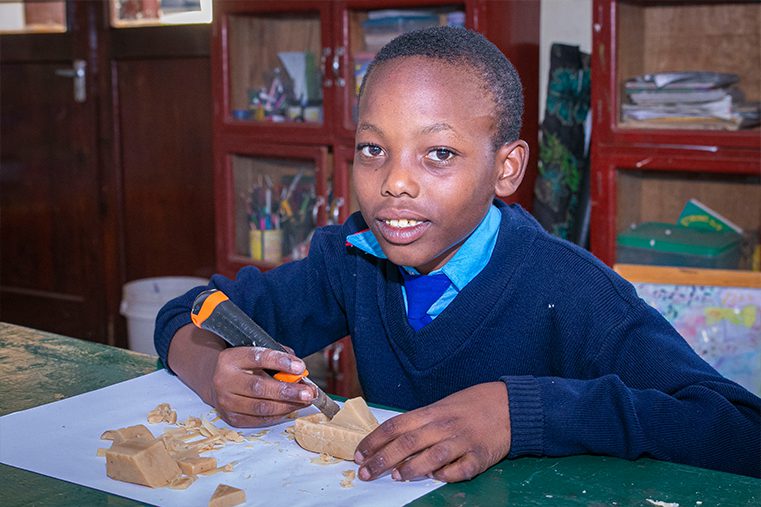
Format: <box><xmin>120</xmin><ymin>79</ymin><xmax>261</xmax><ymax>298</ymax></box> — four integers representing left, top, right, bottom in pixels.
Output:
<box><xmin>400</xmin><ymin>269</ymin><xmax>451</xmax><ymax>331</ymax></box>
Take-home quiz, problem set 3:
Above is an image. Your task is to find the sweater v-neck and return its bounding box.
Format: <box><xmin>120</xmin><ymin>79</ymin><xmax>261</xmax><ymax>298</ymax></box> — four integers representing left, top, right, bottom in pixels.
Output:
<box><xmin>378</xmin><ymin>206</ymin><xmax>537</xmax><ymax>373</ymax></box>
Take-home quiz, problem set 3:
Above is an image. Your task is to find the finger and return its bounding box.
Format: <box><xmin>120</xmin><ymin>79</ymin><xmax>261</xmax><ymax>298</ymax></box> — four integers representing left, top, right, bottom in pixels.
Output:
<box><xmin>216</xmin><ymin>407</ymin><xmax>291</xmax><ymax>428</ymax></box>
<box><xmin>236</xmin><ymin>372</ymin><xmax>315</xmax><ymax>404</ymax></box>
<box><xmin>218</xmin><ymin>348</ymin><xmax>314</xmax><ymax>403</ymax></box>
<box><xmin>430</xmin><ymin>452</ymin><xmax>485</xmax><ymax>483</ymax></box>
<box><xmin>226</xmin><ymin>346</ymin><xmax>306</xmax><ymax>376</ymax></box>
<box><xmin>355</xmin><ymin>411</ymin><xmax>423</xmax><ymax>464</ymax></box>
<box><xmin>392</xmin><ymin>439</ymin><xmax>466</xmax><ymax>482</ymax></box>
<box><xmin>356</xmin><ymin>413</ymin><xmax>445</xmax><ymax>480</ymax></box>
<box><xmin>217</xmin><ymin>388</ymin><xmax>308</xmax><ymax>418</ymax></box>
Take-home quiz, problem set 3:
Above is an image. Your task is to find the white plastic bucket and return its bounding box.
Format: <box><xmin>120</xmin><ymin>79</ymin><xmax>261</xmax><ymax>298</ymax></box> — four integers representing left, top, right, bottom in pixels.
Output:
<box><xmin>120</xmin><ymin>276</ymin><xmax>207</xmax><ymax>355</ymax></box>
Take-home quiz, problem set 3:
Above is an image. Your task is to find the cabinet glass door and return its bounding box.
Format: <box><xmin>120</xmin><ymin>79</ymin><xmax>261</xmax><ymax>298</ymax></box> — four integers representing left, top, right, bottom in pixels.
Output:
<box><xmin>229</xmin><ymin>152</ymin><xmax>327</xmax><ymax>269</ymax></box>
<box><xmin>339</xmin><ymin>3</ymin><xmax>467</xmax><ymax>134</ymax></box>
<box><xmin>110</xmin><ymin>0</ymin><xmax>212</xmax><ymax>27</ymax></box>
<box><xmin>613</xmin><ymin>1</ymin><xmax>760</xmax><ymax>133</ymax></box>
<box><xmin>0</xmin><ymin>0</ymin><xmax>65</xmax><ymax>33</ymax></box>
<box><xmin>227</xmin><ymin>11</ymin><xmax>325</xmax><ymax>126</ymax></box>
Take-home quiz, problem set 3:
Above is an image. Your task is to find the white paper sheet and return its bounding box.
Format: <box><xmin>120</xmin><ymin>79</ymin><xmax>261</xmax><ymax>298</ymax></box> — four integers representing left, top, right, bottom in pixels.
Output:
<box><xmin>0</xmin><ymin>370</ymin><xmax>443</xmax><ymax>506</ymax></box>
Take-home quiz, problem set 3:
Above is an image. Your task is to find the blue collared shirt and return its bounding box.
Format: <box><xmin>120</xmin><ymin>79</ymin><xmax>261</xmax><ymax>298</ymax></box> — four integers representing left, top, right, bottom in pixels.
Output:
<box><xmin>346</xmin><ymin>205</ymin><xmax>501</xmax><ymax>320</ymax></box>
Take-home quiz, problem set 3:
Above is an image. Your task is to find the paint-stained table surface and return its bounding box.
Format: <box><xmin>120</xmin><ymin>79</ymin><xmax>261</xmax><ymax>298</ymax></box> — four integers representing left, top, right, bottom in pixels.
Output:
<box><xmin>1</xmin><ymin>322</ymin><xmax>759</xmax><ymax>506</ymax></box>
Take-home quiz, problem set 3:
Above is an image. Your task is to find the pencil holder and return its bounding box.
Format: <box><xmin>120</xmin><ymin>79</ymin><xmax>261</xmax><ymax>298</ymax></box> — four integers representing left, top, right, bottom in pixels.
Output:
<box><xmin>250</xmin><ymin>229</ymin><xmax>283</xmax><ymax>263</ymax></box>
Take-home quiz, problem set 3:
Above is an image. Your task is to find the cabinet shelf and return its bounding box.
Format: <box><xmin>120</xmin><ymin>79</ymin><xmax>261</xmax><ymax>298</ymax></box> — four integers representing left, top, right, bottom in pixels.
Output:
<box><xmin>590</xmin><ymin>0</ymin><xmax>761</xmax><ymax>270</ymax></box>
<box><xmin>594</xmin><ymin>0</ymin><xmax>760</xmax><ymax>146</ymax></box>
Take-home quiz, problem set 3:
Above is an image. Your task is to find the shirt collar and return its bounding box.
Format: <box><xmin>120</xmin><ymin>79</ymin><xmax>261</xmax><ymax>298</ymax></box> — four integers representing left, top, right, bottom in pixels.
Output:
<box><xmin>346</xmin><ymin>205</ymin><xmax>501</xmax><ymax>290</ymax></box>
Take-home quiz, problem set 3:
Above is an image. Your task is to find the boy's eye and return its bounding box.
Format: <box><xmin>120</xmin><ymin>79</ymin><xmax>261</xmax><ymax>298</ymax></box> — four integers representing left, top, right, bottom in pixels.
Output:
<box><xmin>425</xmin><ymin>148</ymin><xmax>456</xmax><ymax>162</ymax></box>
<box><xmin>358</xmin><ymin>144</ymin><xmax>384</xmax><ymax>158</ymax></box>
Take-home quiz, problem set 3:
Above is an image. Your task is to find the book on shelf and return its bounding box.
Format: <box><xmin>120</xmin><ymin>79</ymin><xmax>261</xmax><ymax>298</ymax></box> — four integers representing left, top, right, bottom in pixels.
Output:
<box><xmin>677</xmin><ymin>198</ymin><xmax>743</xmax><ymax>235</ymax></box>
<box><xmin>624</xmin><ymin>71</ymin><xmax>739</xmax><ymax>91</ymax></box>
<box><xmin>621</xmin><ymin>71</ymin><xmax>760</xmax><ymax>130</ymax></box>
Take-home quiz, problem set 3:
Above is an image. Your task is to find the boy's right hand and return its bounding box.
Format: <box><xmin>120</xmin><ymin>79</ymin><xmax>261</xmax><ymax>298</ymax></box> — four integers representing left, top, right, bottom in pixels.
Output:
<box><xmin>209</xmin><ymin>346</ymin><xmax>316</xmax><ymax>427</ymax></box>
<box><xmin>167</xmin><ymin>324</ymin><xmax>315</xmax><ymax>428</ymax></box>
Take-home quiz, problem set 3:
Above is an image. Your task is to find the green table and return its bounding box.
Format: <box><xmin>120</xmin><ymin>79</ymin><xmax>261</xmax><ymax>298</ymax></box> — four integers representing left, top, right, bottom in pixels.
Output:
<box><xmin>1</xmin><ymin>322</ymin><xmax>758</xmax><ymax>506</ymax></box>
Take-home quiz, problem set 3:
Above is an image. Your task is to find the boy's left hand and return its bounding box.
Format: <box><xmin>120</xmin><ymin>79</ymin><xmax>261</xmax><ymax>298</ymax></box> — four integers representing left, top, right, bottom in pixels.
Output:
<box><xmin>354</xmin><ymin>382</ymin><xmax>510</xmax><ymax>483</ymax></box>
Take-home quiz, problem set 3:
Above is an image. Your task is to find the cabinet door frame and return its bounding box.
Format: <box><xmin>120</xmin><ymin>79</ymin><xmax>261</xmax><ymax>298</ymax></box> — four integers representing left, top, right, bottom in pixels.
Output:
<box><xmin>591</xmin><ymin>0</ymin><xmax>761</xmax><ymax>151</ymax></box>
<box><xmin>212</xmin><ymin>0</ymin><xmax>336</xmax><ymax>146</ymax></box>
<box><xmin>333</xmin><ymin>143</ymin><xmax>357</xmax><ymax>223</ymax></box>
<box><xmin>590</xmin><ymin>145</ymin><xmax>761</xmax><ymax>266</ymax></box>
<box><xmin>331</xmin><ymin>0</ymin><xmax>478</xmax><ymax>141</ymax></box>
<box><xmin>213</xmin><ymin>138</ymin><xmax>330</xmax><ymax>276</ymax></box>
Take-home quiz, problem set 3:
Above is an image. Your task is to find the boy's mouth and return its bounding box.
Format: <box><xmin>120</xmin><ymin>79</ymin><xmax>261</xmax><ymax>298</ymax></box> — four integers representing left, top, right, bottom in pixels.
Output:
<box><xmin>383</xmin><ymin>218</ymin><xmax>422</xmax><ymax>228</ymax></box>
<box><xmin>375</xmin><ymin>216</ymin><xmax>430</xmax><ymax>245</ymax></box>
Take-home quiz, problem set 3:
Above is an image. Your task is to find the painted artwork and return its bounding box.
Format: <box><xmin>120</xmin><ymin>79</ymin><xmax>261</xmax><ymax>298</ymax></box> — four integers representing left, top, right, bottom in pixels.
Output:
<box><xmin>634</xmin><ymin>283</ymin><xmax>761</xmax><ymax>396</ymax></box>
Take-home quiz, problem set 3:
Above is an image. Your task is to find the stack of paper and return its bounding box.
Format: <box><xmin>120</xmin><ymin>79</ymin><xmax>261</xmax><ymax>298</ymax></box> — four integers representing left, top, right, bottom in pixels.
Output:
<box><xmin>621</xmin><ymin>72</ymin><xmax>760</xmax><ymax>130</ymax></box>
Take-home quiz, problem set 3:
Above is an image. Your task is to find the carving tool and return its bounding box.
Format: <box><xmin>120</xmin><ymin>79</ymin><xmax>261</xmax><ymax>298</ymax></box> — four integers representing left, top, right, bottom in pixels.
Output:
<box><xmin>191</xmin><ymin>289</ymin><xmax>340</xmax><ymax>419</ymax></box>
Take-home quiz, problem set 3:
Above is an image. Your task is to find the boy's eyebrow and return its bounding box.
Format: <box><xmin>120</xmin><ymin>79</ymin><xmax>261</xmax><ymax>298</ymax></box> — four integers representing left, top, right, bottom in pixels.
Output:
<box><xmin>420</xmin><ymin>122</ymin><xmax>456</xmax><ymax>135</ymax></box>
<box><xmin>357</xmin><ymin>122</ymin><xmax>384</xmax><ymax>136</ymax></box>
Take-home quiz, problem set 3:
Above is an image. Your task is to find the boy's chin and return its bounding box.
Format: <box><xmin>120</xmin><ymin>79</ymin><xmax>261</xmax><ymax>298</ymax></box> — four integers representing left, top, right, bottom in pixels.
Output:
<box><xmin>383</xmin><ymin>248</ymin><xmax>444</xmax><ymax>274</ymax></box>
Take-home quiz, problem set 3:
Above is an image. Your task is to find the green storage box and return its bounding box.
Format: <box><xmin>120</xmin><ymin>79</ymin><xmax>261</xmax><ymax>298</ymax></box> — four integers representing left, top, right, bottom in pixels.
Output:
<box><xmin>616</xmin><ymin>222</ymin><xmax>741</xmax><ymax>269</ymax></box>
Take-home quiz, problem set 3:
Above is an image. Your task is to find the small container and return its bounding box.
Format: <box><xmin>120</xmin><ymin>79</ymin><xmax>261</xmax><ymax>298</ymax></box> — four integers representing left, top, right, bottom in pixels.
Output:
<box><xmin>250</xmin><ymin>229</ymin><xmax>283</xmax><ymax>263</ymax></box>
<box><xmin>232</xmin><ymin>109</ymin><xmax>252</xmax><ymax>121</ymax></box>
<box><xmin>616</xmin><ymin>222</ymin><xmax>742</xmax><ymax>269</ymax></box>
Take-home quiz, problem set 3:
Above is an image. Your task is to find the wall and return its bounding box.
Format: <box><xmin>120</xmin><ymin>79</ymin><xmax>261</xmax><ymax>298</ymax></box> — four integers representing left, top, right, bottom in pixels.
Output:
<box><xmin>539</xmin><ymin>0</ymin><xmax>592</xmax><ymax>121</ymax></box>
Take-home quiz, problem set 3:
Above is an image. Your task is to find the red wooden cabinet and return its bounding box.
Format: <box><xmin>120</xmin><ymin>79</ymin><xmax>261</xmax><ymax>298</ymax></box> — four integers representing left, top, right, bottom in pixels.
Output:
<box><xmin>211</xmin><ymin>0</ymin><xmax>539</xmax><ymax>394</ymax></box>
<box><xmin>590</xmin><ymin>0</ymin><xmax>761</xmax><ymax>267</ymax></box>
<box><xmin>211</xmin><ymin>0</ymin><xmax>540</xmax><ymax>276</ymax></box>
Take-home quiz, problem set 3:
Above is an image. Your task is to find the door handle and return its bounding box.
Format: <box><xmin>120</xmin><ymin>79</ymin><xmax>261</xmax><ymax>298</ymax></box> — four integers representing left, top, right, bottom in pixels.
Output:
<box><xmin>332</xmin><ymin>47</ymin><xmax>345</xmax><ymax>88</ymax></box>
<box><xmin>55</xmin><ymin>59</ymin><xmax>86</xmax><ymax>103</ymax></box>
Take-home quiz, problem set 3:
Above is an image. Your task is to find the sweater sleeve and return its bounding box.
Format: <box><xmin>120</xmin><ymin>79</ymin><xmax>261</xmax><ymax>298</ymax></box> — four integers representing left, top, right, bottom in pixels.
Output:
<box><xmin>503</xmin><ymin>301</ymin><xmax>761</xmax><ymax>478</ymax></box>
<box><xmin>154</xmin><ymin>226</ymin><xmax>350</xmax><ymax>371</ymax></box>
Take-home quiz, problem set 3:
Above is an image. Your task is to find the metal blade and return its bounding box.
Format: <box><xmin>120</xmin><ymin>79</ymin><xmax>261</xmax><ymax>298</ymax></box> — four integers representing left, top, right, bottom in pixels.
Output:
<box><xmin>300</xmin><ymin>377</ymin><xmax>340</xmax><ymax>419</ymax></box>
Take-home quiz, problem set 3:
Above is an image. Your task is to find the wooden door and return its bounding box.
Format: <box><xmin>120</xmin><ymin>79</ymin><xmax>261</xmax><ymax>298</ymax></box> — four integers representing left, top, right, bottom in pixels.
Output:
<box><xmin>0</xmin><ymin>1</ymin><xmax>108</xmax><ymax>341</ymax></box>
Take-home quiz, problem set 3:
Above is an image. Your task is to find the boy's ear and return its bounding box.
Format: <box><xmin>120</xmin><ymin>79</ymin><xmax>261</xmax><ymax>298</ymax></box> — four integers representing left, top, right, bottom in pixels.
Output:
<box><xmin>494</xmin><ymin>140</ymin><xmax>529</xmax><ymax>198</ymax></box>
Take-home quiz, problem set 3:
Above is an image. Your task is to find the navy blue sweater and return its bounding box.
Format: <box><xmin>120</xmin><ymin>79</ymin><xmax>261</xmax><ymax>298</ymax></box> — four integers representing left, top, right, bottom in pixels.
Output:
<box><xmin>155</xmin><ymin>202</ymin><xmax>761</xmax><ymax>477</ymax></box>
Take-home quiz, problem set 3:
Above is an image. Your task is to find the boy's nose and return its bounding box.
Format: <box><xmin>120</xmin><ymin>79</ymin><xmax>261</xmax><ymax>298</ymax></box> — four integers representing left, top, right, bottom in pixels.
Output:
<box><xmin>381</xmin><ymin>158</ymin><xmax>419</xmax><ymax>198</ymax></box>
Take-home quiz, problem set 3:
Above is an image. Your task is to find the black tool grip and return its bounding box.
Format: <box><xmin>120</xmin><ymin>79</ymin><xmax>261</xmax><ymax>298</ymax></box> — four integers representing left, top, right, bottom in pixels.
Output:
<box><xmin>191</xmin><ymin>289</ymin><xmax>286</xmax><ymax>352</ymax></box>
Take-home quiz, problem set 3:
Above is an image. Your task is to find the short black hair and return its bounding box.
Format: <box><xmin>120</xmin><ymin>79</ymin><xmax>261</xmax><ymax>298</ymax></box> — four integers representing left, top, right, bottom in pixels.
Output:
<box><xmin>358</xmin><ymin>26</ymin><xmax>524</xmax><ymax>148</ymax></box>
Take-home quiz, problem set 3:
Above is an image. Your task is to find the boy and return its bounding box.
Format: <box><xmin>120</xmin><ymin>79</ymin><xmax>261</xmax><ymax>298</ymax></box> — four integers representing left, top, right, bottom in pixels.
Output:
<box><xmin>156</xmin><ymin>27</ymin><xmax>760</xmax><ymax>481</ymax></box>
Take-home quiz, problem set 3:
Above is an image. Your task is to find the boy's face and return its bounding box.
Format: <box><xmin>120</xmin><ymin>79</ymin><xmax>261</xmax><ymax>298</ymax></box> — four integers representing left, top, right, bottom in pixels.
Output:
<box><xmin>353</xmin><ymin>56</ymin><xmax>524</xmax><ymax>274</ymax></box>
